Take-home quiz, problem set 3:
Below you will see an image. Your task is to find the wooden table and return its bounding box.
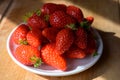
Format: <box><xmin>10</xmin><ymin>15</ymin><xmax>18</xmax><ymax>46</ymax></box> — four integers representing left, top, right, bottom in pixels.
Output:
<box><xmin>0</xmin><ymin>0</ymin><xmax>120</xmax><ymax>80</ymax></box>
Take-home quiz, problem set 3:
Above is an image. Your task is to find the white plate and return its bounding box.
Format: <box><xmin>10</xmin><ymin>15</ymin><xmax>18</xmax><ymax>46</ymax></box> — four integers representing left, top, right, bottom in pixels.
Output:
<box><xmin>7</xmin><ymin>23</ymin><xmax>103</xmax><ymax>76</ymax></box>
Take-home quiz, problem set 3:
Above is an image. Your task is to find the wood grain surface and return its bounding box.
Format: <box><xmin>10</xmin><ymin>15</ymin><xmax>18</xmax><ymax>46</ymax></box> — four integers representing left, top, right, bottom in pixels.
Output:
<box><xmin>0</xmin><ymin>0</ymin><xmax>13</xmax><ymax>21</ymax></box>
<box><xmin>0</xmin><ymin>0</ymin><xmax>120</xmax><ymax>80</ymax></box>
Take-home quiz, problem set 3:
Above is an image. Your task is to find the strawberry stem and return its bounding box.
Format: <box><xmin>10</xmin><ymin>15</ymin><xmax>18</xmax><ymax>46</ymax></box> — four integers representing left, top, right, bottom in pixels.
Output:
<box><xmin>30</xmin><ymin>56</ymin><xmax>42</xmax><ymax>68</ymax></box>
<box><xmin>23</xmin><ymin>10</ymin><xmax>41</xmax><ymax>22</ymax></box>
<box><xmin>19</xmin><ymin>39</ymin><xmax>28</xmax><ymax>45</ymax></box>
<box><xmin>29</xmin><ymin>26</ymin><xmax>32</xmax><ymax>30</ymax></box>
<box><xmin>80</xmin><ymin>21</ymin><xmax>90</xmax><ymax>29</ymax></box>
<box><xmin>23</xmin><ymin>12</ymin><xmax>33</xmax><ymax>22</ymax></box>
<box><xmin>35</xmin><ymin>10</ymin><xmax>41</xmax><ymax>16</ymax></box>
<box><xmin>44</xmin><ymin>15</ymin><xmax>49</xmax><ymax>22</ymax></box>
<box><xmin>34</xmin><ymin>58</ymin><xmax>42</xmax><ymax>68</ymax></box>
<box><xmin>66</xmin><ymin>24</ymin><xmax>78</xmax><ymax>30</ymax></box>
<box><xmin>93</xmin><ymin>52</ymin><xmax>98</xmax><ymax>57</ymax></box>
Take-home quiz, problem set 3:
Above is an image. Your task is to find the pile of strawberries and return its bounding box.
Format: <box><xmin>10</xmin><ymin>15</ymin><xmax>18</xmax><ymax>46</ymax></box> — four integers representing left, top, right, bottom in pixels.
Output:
<box><xmin>12</xmin><ymin>3</ymin><xmax>96</xmax><ymax>71</ymax></box>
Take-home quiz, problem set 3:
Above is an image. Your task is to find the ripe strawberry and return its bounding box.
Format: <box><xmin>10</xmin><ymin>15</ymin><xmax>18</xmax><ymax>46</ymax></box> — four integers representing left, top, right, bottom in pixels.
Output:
<box><xmin>65</xmin><ymin>45</ymin><xmax>86</xmax><ymax>59</ymax></box>
<box><xmin>86</xmin><ymin>16</ymin><xmax>94</xmax><ymax>25</ymax></box>
<box><xmin>56</xmin><ymin>28</ymin><xmax>74</xmax><ymax>54</ymax></box>
<box><xmin>85</xmin><ymin>30</ymin><xmax>96</xmax><ymax>54</ymax></box>
<box><xmin>27</xmin><ymin>29</ymin><xmax>43</xmax><ymax>48</ymax></box>
<box><xmin>41</xmin><ymin>43</ymin><xmax>67</xmax><ymax>71</ymax></box>
<box><xmin>75</xmin><ymin>27</ymin><xmax>87</xmax><ymax>49</ymax></box>
<box><xmin>66</xmin><ymin>5</ymin><xmax>84</xmax><ymax>22</ymax></box>
<box><xmin>13</xmin><ymin>24</ymin><xmax>29</xmax><ymax>44</ymax></box>
<box><xmin>42</xmin><ymin>27</ymin><xmax>60</xmax><ymax>42</ymax></box>
<box><xmin>41</xmin><ymin>3</ymin><xmax>66</xmax><ymax>15</ymax></box>
<box><xmin>49</xmin><ymin>11</ymin><xmax>76</xmax><ymax>29</ymax></box>
<box><xmin>27</xmin><ymin>14</ymin><xmax>48</xmax><ymax>30</ymax></box>
<box><xmin>15</xmin><ymin>45</ymin><xmax>42</xmax><ymax>67</ymax></box>
<box><xmin>57</xmin><ymin>4</ymin><xmax>67</xmax><ymax>12</ymax></box>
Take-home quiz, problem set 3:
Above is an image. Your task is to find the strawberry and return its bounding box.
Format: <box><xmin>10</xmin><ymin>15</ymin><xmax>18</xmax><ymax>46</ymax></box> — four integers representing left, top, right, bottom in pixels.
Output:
<box><xmin>41</xmin><ymin>3</ymin><xmax>66</xmax><ymax>15</ymax></box>
<box><xmin>57</xmin><ymin>4</ymin><xmax>67</xmax><ymax>12</ymax></box>
<box><xmin>85</xmin><ymin>30</ymin><xmax>96</xmax><ymax>54</ymax></box>
<box><xmin>75</xmin><ymin>27</ymin><xmax>87</xmax><ymax>49</ymax></box>
<box><xmin>49</xmin><ymin>11</ymin><xmax>76</xmax><ymax>29</ymax></box>
<box><xmin>86</xmin><ymin>16</ymin><xmax>94</xmax><ymax>25</ymax></box>
<box><xmin>27</xmin><ymin>14</ymin><xmax>48</xmax><ymax>30</ymax></box>
<box><xmin>15</xmin><ymin>45</ymin><xmax>42</xmax><ymax>67</ymax></box>
<box><xmin>12</xmin><ymin>24</ymin><xmax>29</xmax><ymax>44</ymax></box>
<box><xmin>42</xmin><ymin>27</ymin><xmax>60</xmax><ymax>42</ymax></box>
<box><xmin>65</xmin><ymin>45</ymin><xmax>86</xmax><ymax>59</ymax></box>
<box><xmin>66</xmin><ymin>5</ymin><xmax>84</xmax><ymax>22</ymax></box>
<box><xmin>56</xmin><ymin>28</ymin><xmax>74</xmax><ymax>54</ymax></box>
<box><xmin>41</xmin><ymin>43</ymin><xmax>67</xmax><ymax>71</ymax></box>
<box><xmin>26</xmin><ymin>29</ymin><xmax>43</xmax><ymax>48</ymax></box>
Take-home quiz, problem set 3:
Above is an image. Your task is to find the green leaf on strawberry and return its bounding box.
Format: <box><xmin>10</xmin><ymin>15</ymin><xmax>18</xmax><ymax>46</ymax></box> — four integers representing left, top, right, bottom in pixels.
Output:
<box><xmin>80</xmin><ymin>21</ymin><xmax>90</xmax><ymax>29</ymax></box>
<box><xmin>19</xmin><ymin>39</ymin><xmax>28</xmax><ymax>45</ymax></box>
<box><xmin>30</xmin><ymin>56</ymin><xmax>43</xmax><ymax>68</ymax></box>
<box><xmin>35</xmin><ymin>10</ymin><xmax>41</xmax><ymax>16</ymax></box>
<box><xmin>44</xmin><ymin>15</ymin><xmax>49</xmax><ymax>22</ymax></box>
<box><xmin>93</xmin><ymin>52</ymin><xmax>98</xmax><ymax>57</ymax></box>
<box><xmin>23</xmin><ymin>10</ymin><xmax>42</xmax><ymax>22</ymax></box>
<box><xmin>66</xmin><ymin>24</ymin><xmax>78</xmax><ymax>30</ymax></box>
<box><xmin>23</xmin><ymin>12</ymin><xmax>33</xmax><ymax>22</ymax></box>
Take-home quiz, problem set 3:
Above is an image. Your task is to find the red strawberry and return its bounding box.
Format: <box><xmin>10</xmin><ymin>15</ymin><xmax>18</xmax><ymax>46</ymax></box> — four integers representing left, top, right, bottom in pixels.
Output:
<box><xmin>41</xmin><ymin>3</ymin><xmax>66</xmax><ymax>15</ymax></box>
<box><xmin>57</xmin><ymin>4</ymin><xmax>67</xmax><ymax>12</ymax></box>
<box><xmin>41</xmin><ymin>43</ymin><xmax>67</xmax><ymax>71</ymax></box>
<box><xmin>15</xmin><ymin>45</ymin><xmax>41</xmax><ymax>67</ymax></box>
<box><xmin>27</xmin><ymin>14</ymin><xmax>48</xmax><ymax>30</ymax></box>
<box><xmin>49</xmin><ymin>11</ymin><xmax>76</xmax><ymax>29</ymax></box>
<box><xmin>13</xmin><ymin>24</ymin><xmax>29</xmax><ymax>44</ymax></box>
<box><xmin>66</xmin><ymin>45</ymin><xmax>86</xmax><ymax>59</ymax></box>
<box><xmin>85</xmin><ymin>30</ymin><xmax>96</xmax><ymax>54</ymax></box>
<box><xmin>56</xmin><ymin>28</ymin><xmax>74</xmax><ymax>54</ymax></box>
<box><xmin>42</xmin><ymin>27</ymin><xmax>60</xmax><ymax>42</ymax></box>
<box><xmin>75</xmin><ymin>27</ymin><xmax>87</xmax><ymax>49</ymax></box>
<box><xmin>27</xmin><ymin>29</ymin><xmax>43</xmax><ymax>48</ymax></box>
<box><xmin>66</xmin><ymin>5</ymin><xmax>84</xmax><ymax>22</ymax></box>
<box><xmin>41</xmin><ymin>3</ymin><xmax>57</xmax><ymax>15</ymax></box>
<box><xmin>86</xmin><ymin>16</ymin><xmax>94</xmax><ymax>25</ymax></box>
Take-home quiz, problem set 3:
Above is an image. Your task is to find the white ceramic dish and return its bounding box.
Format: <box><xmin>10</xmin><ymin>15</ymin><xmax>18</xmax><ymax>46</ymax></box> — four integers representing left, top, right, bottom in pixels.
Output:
<box><xmin>7</xmin><ymin>23</ymin><xmax>103</xmax><ymax>76</ymax></box>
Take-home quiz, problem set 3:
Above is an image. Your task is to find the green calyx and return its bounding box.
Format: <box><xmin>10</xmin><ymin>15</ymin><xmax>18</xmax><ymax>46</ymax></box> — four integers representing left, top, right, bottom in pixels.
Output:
<box><xmin>23</xmin><ymin>10</ymin><xmax>41</xmax><ymax>22</ymax></box>
<box><xmin>19</xmin><ymin>39</ymin><xmax>28</xmax><ymax>45</ymax></box>
<box><xmin>44</xmin><ymin>15</ymin><xmax>49</xmax><ymax>22</ymax></box>
<box><xmin>35</xmin><ymin>10</ymin><xmax>41</xmax><ymax>16</ymax></box>
<box><xmin>29</xmin><ymin>26</ymin><xmax>32</xmax><ymax>30</ymax></box>
<box><xmin>30</xmin><ymin>56</ymin><xmax>42</xmax><ymax>68</ymax></box>
<box><xmin>23</xmin><ymin>12</ymin><xmax>33</xmax><ymax>22</ymax></box>
<box><xmin>93</xmin><ymin>52</ymin><xmax>98</xmax><ymax>57</ymax></box>
<box><xmin>66</xmin><ymin>24</ymin><xmax>78</xmax><ymax>30</ymax></box>
<box><xmin>80</xmin><ymin>21</ymin><xmax>90</xmax><ymax>29</ymax></box>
